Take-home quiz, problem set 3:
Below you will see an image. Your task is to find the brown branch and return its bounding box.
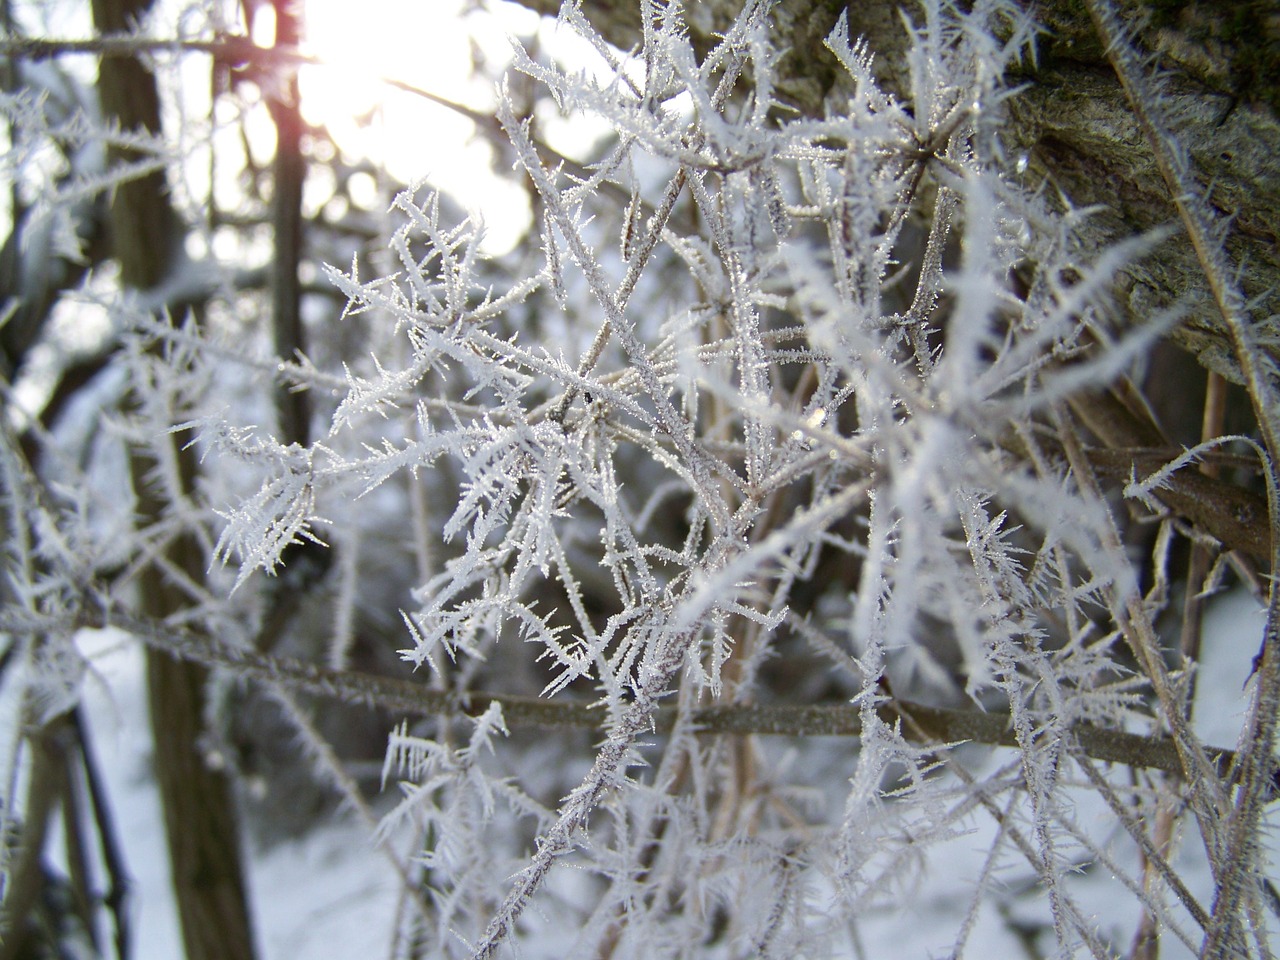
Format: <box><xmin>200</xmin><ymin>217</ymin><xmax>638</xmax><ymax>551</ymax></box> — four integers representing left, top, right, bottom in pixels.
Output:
<box><xmin>0</xmin><ymin>34</ymin><xmax>273</xmax><ymax>63</ymax></box>
<box><xmin>43</xmin><ymin>605</ymin><xmax>1252</xmax><ymax>788</ymax></box>
<box><xmin>1062</xmin><ymin>388</ymin><xmax>1270</xmax><ymax>561</ymax></box>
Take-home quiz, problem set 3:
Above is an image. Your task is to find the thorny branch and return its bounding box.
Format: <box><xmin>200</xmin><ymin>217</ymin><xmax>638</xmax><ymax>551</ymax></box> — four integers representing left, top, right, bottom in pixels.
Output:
<box><xmin>0</xmin><ymin>605</ymin><xmax>1256</xmax><ymax>787</ymax></box>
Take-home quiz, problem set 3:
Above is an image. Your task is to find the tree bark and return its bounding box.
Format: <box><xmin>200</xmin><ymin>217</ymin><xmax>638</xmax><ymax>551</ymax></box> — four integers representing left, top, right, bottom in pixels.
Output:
<box><xmin>0</xmin><ymin>717</ymin><xmax>69</xmax><ymax>960</ymax></box>
<box><xmin>512</xmin><ymin>0</ymin><xmax>1280</xmax><ymax>386</ymax></box>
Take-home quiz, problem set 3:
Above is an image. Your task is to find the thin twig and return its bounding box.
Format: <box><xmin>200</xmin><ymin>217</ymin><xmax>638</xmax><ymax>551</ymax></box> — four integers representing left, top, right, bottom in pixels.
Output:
<box><xmin>71</xmin><ymin>708</ymin><xmax>131</xmax><ymax>960</ymax></box>
<box><xmin>13</xmin><ymin>605</ymin><xmax>1256</xmax><ymax>783</ymax></box>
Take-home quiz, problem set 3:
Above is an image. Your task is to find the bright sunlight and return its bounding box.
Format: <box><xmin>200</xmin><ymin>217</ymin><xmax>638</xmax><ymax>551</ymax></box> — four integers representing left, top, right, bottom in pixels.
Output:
<box><xmin>295</xmin><ymin>0</ymin><xmax>537</xmax><ymax>253</ymax></box>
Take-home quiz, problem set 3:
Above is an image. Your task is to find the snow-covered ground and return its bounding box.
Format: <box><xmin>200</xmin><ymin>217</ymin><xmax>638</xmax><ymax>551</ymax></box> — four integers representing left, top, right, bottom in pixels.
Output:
<box><xmin>74</xmin><ymin>629</ymin><xmax>400</xmax><ymax>959</ymax></box>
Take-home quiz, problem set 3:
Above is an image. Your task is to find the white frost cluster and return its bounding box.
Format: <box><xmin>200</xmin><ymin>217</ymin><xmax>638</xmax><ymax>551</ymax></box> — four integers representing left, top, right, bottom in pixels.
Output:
<box><xmin>4</xmin><ymin>0</ymin><xmax>1274</xmax><ymax>957</ymax></box>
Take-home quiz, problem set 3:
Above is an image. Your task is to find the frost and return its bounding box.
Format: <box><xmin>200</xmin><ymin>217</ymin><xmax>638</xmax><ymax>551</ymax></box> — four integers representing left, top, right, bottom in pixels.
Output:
<box><xmin>4</xmin><ymin>0</ymin><xmax>1279</xmax><ymax>957</ymax></box>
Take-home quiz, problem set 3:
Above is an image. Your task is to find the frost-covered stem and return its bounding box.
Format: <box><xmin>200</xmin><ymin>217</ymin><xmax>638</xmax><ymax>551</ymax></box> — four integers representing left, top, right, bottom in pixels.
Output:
<box><xmin>1133</xmin><ymin>374</ymin><xmax>1227</xmax><ymax>958</ymax></box>
<box><xmin>960</xmin><ymin>501</ymin><xmax>1068</xmax><ymax>945</ymax></box>
<box><xmin>549</xmin><ymin>165</ymin><xmax>687</xmax><ymax>424</ymax></box>
<box><xmin>498</xmin><ymin>101</ymin><xmax>729</xmax><ymax>529</ymax></box>
<box><xmin>1077</xmin><ymin>754</ymin><xmax>1211</xmax><ymax>934</ymax></box>
<box><xmin>1082</xmin><ymin>2</ymin><xmax>1280</xmax><ymax>953</ymax></box>
<box><xmin>897</xmin><ymin>718</ymin><xmax>1117</xmax><ymax>959</ymax></box>
<box><xmin>266</xmin><ymin>685</ymin><xmax>434</xmax><ymax>926</ymax></box>
<box><xmin>899</xmin><ymin>184</ymin><xmax>956</xmax><ymax>375</ymax></box>
<box><xmin>7</xmin><ymin>603</ymin><xmax>1248</xmax><ymax>777</ymax></box>
<box><xmin>0</xmin><ymin>411</ymin><xmax>61</xmax><ymax>955</ymax></box>
<box><xmin>469</xmin><ymin>624</ymin><xmax>695</xmax><ymax>960</ymax></box>
<box><xmin>542</xmin><ymin>0</ymin><xmax>759</xmax><ymax>425</ymax></box>
<box><xmin>471</xmin><ymin>432</ymin><xmax>840</xmax><ymax>952</ymax></box>
<box><xmin>1049</xmin><ymin>786</ymin><xmax>1204</xmax><ymax>955</ymax></box>
<box><xmin>1049</xmin><ymin>403</ymin><xmax>1231</xmax><ymax>868</ymax></box>
<box><xmin>583</xmin><ymin>679</ymin><xmax>703</xmax><ymax>959</ymax></box>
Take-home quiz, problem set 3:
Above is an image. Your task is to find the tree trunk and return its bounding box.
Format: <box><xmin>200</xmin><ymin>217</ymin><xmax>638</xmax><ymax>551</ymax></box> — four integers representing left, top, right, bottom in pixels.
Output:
<box><xmin>266</xmin><ymin>0</ymin><xmax>310</xmax><ymax>447</ymax></box>
<box><xmin>90</xmin><ymin>0</ymin><xmax>258</xmax><ymax>957</ymax></box>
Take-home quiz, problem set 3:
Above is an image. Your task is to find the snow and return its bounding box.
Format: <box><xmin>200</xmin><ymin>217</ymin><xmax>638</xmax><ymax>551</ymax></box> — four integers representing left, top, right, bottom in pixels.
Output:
<box><xmin>74</xmin><ymin>629</ymin><xmax>399</xmax><ymax>959</ymax></box>
<box><xmin>1196</xmin><ymin>587</ymin><xmax>1268</xmax><ymax>749</ymax></box>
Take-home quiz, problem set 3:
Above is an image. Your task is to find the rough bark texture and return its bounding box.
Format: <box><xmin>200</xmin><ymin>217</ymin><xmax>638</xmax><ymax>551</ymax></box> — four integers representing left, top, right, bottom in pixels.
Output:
<box><xmin>1007</xmin><ymin>0</ymin><xmax>1280</xmax><ymax>385</ymax></box>
<box><xmin>517</xmin><ymin>0</ymin><xmax>1280</xmax><ymax>385</ymax></box>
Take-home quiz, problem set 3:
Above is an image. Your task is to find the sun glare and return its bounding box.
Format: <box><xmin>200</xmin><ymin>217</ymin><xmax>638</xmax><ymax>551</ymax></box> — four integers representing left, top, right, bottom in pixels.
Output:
<box><xmin>297</xmin><ymin>0</ymin><xmax>534</xmax><ymax>254</ymax></box>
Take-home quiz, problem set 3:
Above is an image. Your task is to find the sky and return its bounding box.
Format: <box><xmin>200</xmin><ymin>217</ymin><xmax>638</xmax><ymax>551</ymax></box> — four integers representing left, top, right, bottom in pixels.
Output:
<box><xmin>296</xmin><ymin>0</ymin><xmax>531</xmax><ymax>253</ymax></box>
<box><xmin>294</xmin><ymin>0</ymin><xmax>616</xmax><ymax>255</ymax></box>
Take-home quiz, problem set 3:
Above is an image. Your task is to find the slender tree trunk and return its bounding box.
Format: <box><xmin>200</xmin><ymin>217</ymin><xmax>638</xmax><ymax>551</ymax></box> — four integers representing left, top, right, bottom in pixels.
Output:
<box><xmin>0</xmin><ymin>716</ymin><xmax>68</xmax><ymax>960</ymax></box>
<box><xmin>90</xmin><ymin>0</ymin><xmax>257</xmax><ymax>956</ymax></box>
<box><xmin>267</xmin><ymin>0</ymin><xmax>310</xmax><ymax>448</ymax></box>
